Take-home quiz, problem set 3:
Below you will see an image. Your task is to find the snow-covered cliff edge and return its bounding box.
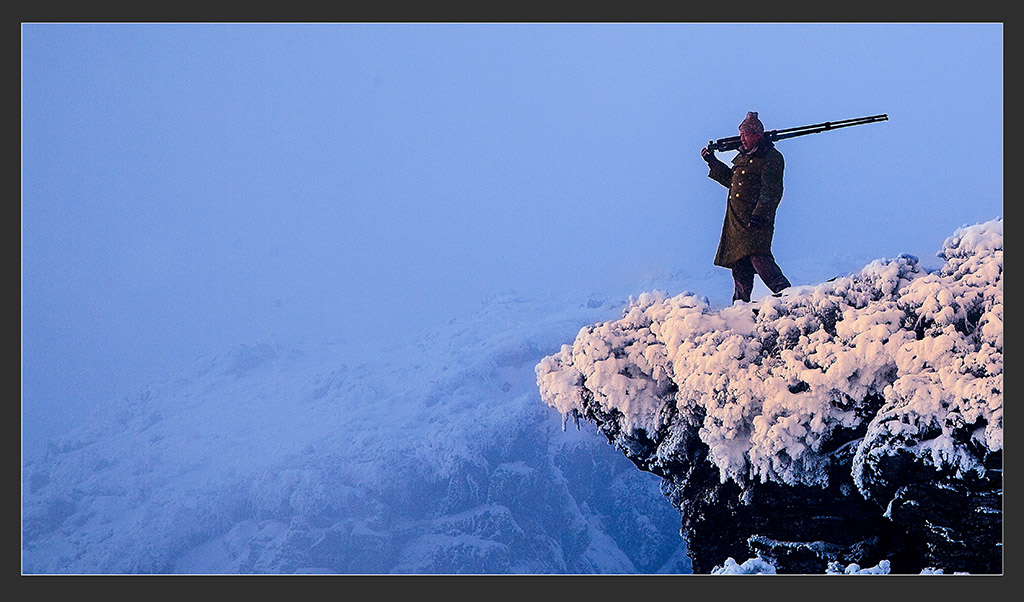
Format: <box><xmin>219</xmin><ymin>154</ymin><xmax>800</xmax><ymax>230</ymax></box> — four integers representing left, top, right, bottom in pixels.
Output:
<box><xmin>537</xmin><ymin>219</ymin><xmax>1003</xmax><ymax>574</ymax></box>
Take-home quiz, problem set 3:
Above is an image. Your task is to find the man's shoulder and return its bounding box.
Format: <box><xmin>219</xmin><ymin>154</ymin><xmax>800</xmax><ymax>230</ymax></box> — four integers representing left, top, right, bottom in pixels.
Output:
<box><xmin>763</xmin><ymin>142</ymin><xmax>783</xmax><ymax>157</ymax></box>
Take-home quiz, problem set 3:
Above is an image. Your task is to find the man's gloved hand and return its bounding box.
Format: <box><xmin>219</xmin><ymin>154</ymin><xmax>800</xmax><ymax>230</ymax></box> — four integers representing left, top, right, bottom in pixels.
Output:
<box><xmin>748</xmin><ymin>214</ymin><xmax>768</xmax><ymax>229</ymax></box>
<box><xmin>700</xmin><ymin>147</ymin><xmax>716</xmax><ymax>164</ymax></box>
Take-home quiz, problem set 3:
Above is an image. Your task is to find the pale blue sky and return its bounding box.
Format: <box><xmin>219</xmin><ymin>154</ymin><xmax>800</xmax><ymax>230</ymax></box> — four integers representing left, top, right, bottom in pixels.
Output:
<box><xmin>21</xmin><ymin>23</ymin><xmax>1002</xmax><ymax>459</ymax></box>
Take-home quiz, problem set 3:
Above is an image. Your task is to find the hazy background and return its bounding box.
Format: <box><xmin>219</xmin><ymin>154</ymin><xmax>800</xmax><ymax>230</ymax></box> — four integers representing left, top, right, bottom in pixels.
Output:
<box><xmin>21</xmin><ymin>23</ymin><xmax>1002</xmax><ymax>461</ymax></box>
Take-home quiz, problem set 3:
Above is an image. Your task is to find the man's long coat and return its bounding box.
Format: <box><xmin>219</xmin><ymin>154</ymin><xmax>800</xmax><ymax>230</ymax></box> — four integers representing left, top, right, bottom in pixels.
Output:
<box><xmin>707</xmin><ymin>140</ymin><xmax>785</xmax><ymax>268</ymax></box>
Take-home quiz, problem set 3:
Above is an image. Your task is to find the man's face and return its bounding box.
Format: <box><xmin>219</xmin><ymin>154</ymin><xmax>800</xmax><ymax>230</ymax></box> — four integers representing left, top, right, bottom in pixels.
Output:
<box><xmin>739</xmin><ymin>130</ymin><xmax>762</xmax><ymax>151</ymax></box>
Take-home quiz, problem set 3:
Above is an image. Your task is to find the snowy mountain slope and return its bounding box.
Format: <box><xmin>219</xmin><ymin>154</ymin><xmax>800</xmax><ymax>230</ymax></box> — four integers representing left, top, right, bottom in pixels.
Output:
<box><xmin>22</xmin><ymin>287</ymin><xmax>696</xmax><ymax>574</ymax></box>
<box><xmin>536</xmin><ymin>219</ymin><xmax>1003</xmax><ymax>573</ymax></box>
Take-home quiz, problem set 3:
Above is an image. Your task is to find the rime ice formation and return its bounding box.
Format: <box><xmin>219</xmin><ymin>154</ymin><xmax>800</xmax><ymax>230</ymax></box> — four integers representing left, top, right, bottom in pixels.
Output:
<box><xmin>537</xmin><ymin>219</ymin><xmax>1002</xmax><ymax>574</ymax></box>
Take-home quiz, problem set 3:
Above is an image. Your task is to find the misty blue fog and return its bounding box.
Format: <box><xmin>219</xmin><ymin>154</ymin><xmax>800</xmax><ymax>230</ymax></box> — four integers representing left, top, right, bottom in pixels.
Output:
<box><xmin>22</xmin><ymin>23</ymin><xmax>1001</xmax><ymax>463</ymax></box>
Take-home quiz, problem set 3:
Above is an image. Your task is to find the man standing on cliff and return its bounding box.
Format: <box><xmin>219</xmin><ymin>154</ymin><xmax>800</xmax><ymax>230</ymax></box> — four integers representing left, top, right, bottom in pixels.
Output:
<box><xmin>701</xmin><ymin>111</ymin><xmax>792</xmax><ymax>303</ymax></box>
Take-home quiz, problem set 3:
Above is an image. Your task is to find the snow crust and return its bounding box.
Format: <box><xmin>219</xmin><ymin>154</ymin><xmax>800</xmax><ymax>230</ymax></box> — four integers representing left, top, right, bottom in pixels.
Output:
<box><xmin>711</xmin><ymin>556</ymin><xmax>778</xmax><ymax>574</ymax></box>
<box><xmin>825</xmin><ymin>560</ymin><xmax>892</xmax><ymax>574</ymax></box>
<box><xmin>537</xmin><ymin>220</ymin><xmax>1002</xmax><ymax>490</ymax></box>
<box><xmin>714</xmin><ymin>557</ymin><xmax>950</xmax><ymax>575</ymax></box>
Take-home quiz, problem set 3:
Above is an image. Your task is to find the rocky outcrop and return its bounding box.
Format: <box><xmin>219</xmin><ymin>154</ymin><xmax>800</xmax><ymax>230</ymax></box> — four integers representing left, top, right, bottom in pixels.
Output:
<box><xmin>537</xmin><ymin>220</ymin><xmax>1002</xmax><ymax>574</ymax></box>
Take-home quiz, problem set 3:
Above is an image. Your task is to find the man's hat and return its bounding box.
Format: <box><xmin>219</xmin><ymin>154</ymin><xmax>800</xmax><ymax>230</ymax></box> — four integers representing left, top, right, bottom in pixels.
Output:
<box><xmin>739</xmin><ymin>111</ymin><xmax>764</xmax><ymax>135</ymax></box>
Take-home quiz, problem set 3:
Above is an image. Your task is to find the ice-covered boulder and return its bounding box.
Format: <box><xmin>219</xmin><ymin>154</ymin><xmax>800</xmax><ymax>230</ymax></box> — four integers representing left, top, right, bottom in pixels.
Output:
<box><xmin>537</xmin><ymin>219</ymin><xmax>1002</xmax><ymax>574</ymax></box>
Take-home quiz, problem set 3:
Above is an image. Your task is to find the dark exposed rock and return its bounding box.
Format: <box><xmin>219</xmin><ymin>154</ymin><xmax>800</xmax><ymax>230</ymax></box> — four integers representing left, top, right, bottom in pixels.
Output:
<box><xmin>565</xmin><ymin>360</ymin><xmax>1001</xmax><ymax>573</ymax></box>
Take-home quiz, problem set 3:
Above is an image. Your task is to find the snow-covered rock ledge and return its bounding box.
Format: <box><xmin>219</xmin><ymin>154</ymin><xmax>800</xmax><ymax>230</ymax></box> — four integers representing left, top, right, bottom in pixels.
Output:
<box><xmin>536</xmin><ymin>219</ymin><xmax>1002</xmax><ymax>574</ymax></box>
